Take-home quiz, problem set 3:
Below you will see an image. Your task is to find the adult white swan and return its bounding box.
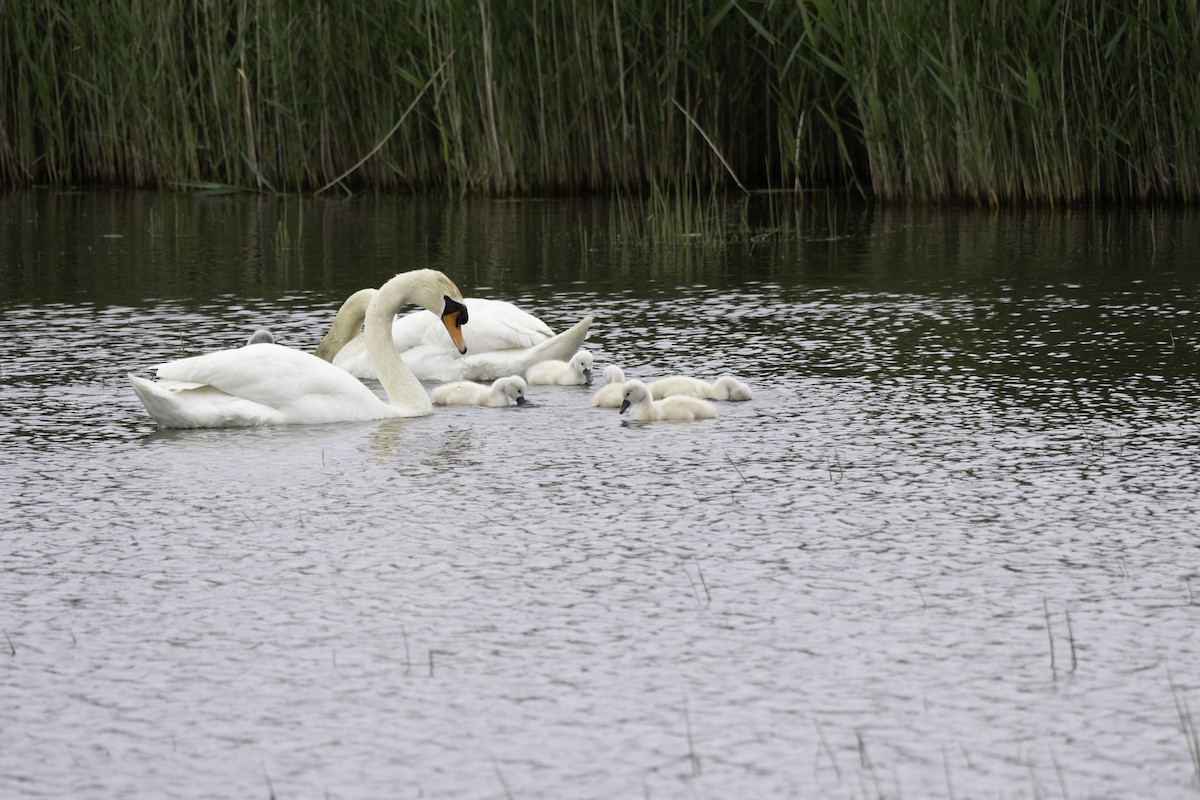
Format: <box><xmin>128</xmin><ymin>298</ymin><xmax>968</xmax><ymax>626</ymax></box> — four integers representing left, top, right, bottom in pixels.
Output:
<box><xmin>316</xmin><ymin>289</ymin><xmax>593</xmax><ymax>383</ymax></box>
<box><xmin>129</xmin><ymin>269</ymin><xmax>469</xmax><ymax>428</ymax></box>
<box><xmin>619</xmin><ymin>380</ymin><xmax>716</xmax><ymax>422</ymax></box>
<box><xmin>432</xmin><ymin>376</ymin><xmax>528</xmax><ymax>407</ymax></box>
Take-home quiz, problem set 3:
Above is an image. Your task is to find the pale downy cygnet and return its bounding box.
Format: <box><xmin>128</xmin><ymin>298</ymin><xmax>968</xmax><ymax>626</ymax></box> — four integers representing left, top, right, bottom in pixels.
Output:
<box><xmin>706</xmin><ymin>375</ymin><xmax>752</xmax><ymax>401</ymax></box>
<box><xmin>619</xmin><ymin>379</ymin><xmax>716</xmax><ymax>422</ymax></box>
<box><xmin>431</xmin><ymin>375</ymin><xmax>528</xmax><ymax>407</ymax></box>
<box><xmin>590</xmin><ymin>365</ymin><xmax>626</xmax><ymax>408</ymax></box>
<box><xmin>526</xmin><ymin>350</ymin><xmax>594</xmax><ymax>385</ymax></box>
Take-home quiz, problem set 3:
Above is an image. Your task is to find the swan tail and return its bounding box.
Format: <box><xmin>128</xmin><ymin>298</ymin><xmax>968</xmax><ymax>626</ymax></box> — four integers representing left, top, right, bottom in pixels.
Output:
<box><xmin>520</xmin><ymin>316</ymin><xmax>593</xmax><ymax>376</ymax></box>
<box><xmin>129</xmin><ymin>373</ymin><xmax>280</xmax><ymax>428</ymax></box>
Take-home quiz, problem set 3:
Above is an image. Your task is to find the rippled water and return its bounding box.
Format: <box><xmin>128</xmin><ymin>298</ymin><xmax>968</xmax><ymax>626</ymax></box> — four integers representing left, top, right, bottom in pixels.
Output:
<box><xmin>3</xmin><ymin>192</ymin><xmax>1200</xmax><ymax>798</ymax></box>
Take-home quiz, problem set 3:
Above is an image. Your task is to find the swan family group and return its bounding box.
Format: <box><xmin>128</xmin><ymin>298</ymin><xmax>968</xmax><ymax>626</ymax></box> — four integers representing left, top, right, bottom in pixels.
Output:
<box><xmin>128</xmin><ymin>268</ymin><xmax>750</xmax><ymax>429</ymax></box>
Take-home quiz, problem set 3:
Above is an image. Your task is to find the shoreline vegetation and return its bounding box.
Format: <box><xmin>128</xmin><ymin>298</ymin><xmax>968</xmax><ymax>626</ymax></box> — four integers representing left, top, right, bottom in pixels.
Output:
<box><xmin>2</xmin><ymin>1</ymin><xmax>1198</xmax><ymax>204</ymax></box>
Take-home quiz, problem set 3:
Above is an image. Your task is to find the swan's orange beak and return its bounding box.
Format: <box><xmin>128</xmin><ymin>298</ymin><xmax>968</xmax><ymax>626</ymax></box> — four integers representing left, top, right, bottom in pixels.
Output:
<box><xmin>441</xmin><ymin>296</ymin><xmax>469</xmax><ymax>354</ymax></box>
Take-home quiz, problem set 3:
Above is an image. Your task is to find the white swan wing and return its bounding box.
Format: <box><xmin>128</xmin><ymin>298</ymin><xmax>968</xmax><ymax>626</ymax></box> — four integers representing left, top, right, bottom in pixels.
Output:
<box><xmin>454</xmin><ymin>299</ymin><xmax>555</xmax><ymax>350</ymax></box>
<box><xmin>397</xmin><ymin>299</ymin><xmax>554</xmax><ymax>351</ymax></box>
<box><xmin>147</xmin><ymin>344</ymin><xmax>389</xmax><ymax>425</ymax></box>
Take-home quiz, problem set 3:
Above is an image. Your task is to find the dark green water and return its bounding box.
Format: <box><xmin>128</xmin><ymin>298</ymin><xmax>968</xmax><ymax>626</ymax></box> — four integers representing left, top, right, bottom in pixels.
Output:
<box><xmin>2</xmin><ymin>190</ymin><xmax>1199</xmax><ymax>798</ymax></box>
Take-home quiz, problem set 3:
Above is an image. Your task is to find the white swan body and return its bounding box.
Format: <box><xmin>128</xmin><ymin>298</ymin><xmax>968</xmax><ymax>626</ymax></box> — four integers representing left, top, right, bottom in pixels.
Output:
<box><xmin>649</xmin><ymin>375</ymin><xmax>709</xmax><ymax>399</ymax></box>
<box><xmin>129</xmin><ymin>269</ymin><xmax>468</xmax><ymax>428</ymax></box>
<box><xmin>707</xmin><ymin>375</ymin><xmax>753</xmax><ymax>401</ymax></box>
<box><xmin>318</xmin><ymin>291</ymin><xmax>593</xmax><ymax>383</ymax></box>
<box><xmin>432</xmin><ymin>376</ymin><xmax>528</xmax><ymax>407</ymax></box>
<box><xmin>619</xmin><ymin>380</ymin><xmax>716</xmax><ymax>422</ymax></box>
<box><xmin>526</xmin><ymin>350</ymin><xmax>594</xmax><ymax>385</ymax></box>
<box><xmin>245</xmin><ymin>329</ymin><xmax>275</xmax><ymax>346</ymax></box>
<box><xmin>650</xmin><ymin>374</ymin><xmax>753</xmax><ymax>401</ymax></box>
<box><xmin>590</xmin><ymin>365</ymin><xmax>626</xmax><ymax>408</ymax></box>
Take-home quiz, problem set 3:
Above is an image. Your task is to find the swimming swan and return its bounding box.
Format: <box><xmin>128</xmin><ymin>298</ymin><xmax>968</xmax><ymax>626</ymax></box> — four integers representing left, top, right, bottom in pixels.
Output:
<box><xmin>526</xmin><ymin>350</ymin><xmax>594</xmax><ymax>385</ymax></box>
<box><xmin>129</xmin><ymin>269</ymin><xmax>469</xmax><ymax>428</ymax></box>
<box><xmin>650</xmin><ymin>374</ymin><xmax>752</xmax><ymax>401</ymax></box>
<box><xmin>245</xmin><ymin>329</ymin><xmax>275</xmax><ymax>346</ymax></box>
<box><xmin>648</xmin><ymin>375</ymin><xmax>708</xmax><ymax>399</ymax></box>
<box><xmin>316</xmin><ymin>290</ymin><xmax>593</xmax><ymax>383</ymax></box>
<box><xmin>619</xmin><ymin>380</ymin><xmax>716</xmax><ymax>422</ymax></box>
<box><xmin>432</xmin><ymin>376</ymin><xmax>528</xmax><ymax>407</ymax></box>
<box><xmin>590</xmin><ymin>365</ymin><xmax>626</xmax><ymax>408</ymax></box>
<box><xmin>706</xmin><ymin>375</ymin><xmax>753</xmax><ymax>401</ymax></box>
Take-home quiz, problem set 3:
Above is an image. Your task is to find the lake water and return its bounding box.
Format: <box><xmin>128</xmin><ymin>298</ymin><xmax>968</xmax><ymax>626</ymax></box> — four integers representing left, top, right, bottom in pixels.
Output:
<box><xmin>2</xmin><ymin>191</ymin><xmax>1200</xmax><ymax>798</ymax></box>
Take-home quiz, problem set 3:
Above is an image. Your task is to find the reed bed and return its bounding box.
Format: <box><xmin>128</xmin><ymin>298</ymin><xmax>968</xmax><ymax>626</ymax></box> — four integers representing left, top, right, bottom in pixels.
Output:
<box><xmin>2</xmin><ymin>0</ymin><xmax>1199</xmax><ymax>203</ymax></box>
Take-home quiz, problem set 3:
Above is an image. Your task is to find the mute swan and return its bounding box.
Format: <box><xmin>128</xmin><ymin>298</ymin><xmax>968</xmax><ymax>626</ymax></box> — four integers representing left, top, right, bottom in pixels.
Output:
<box><xmin>432</xmin><ymin>376</ymin><xmax>528</xmax><ymax>407</ymax></box>
<box><xmin>245</xmin><ymin>329</ymin><xmax>275</xmax><ymax>346</ymax></box>
<box><xmin>619</xmin><ymin>380</ymin><xmax>716</xmax><ymax>422</ymax></box>
<box><xmin>590</xmin><ymin>365</ymin><xmax>626</xmax><ymax>408</ymax></box>
<box><xmin>316</xmin><ymin>289</ymin><xmax>593</xmax><ymax>383</ymax></box>
<box><xmin>650</xmin><ymin>374</ymin><xmax>753</xmax><ymax>401</ymax></box>
<box><xmin>129</xmin><ymin>269</ymin><xmax>469</xmax><ymax>428</ymax></box>
<box><xmin>526</xmin><ymin>350</ymin><xmax>594</xmax><ymax>385</ymax></box>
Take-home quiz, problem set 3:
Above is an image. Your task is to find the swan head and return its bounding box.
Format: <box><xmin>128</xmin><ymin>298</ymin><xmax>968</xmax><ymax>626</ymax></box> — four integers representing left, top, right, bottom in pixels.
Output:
<box><xmin>495</xmin><ymin>375</ymin><xmax>528</xmax><ymax>405</ymax></box>
<box><xmin>603</xmin><ymin>365</ymin><xmax>625</xmax><ymax>385</ymax></box>
<box><xmin>315</xmin><ymin>288</ymin><xmax>377</xmax><ymax>361</ymax></box>
<box><xmin>619</xmin><ymin>380</ymin><xmax>651</xmax><ymax>414</ymax></box>
<box><xmin>571</xmin><ymin>350</ymin><xmax>595</xmax><ymax>385</ymax></box>
<box><xmin>441</xmin><ymin>295</ymin><xmax>469</xmax><ymax>354</ymax></box>
<box><xmin>373</xmin><ymin>269</ymin><xmax>469</xmax><ymax>354</ymax></box>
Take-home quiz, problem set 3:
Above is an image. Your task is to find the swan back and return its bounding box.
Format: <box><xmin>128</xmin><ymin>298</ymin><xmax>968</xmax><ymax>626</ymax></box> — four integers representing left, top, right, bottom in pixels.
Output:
<box><xmin>619</xmin><ymin>379</ymin><xmax>716</xmax><ymax>422</ymax></box>
<box><xmin>590</xmin><ymin>365</ymin><xmax>626</xmax><ymax>407</ymax></box>
<box><xmin>526</xmin><ymin>349</ymin><xmax>594</xmax><ymax>385</ymax></box>
<box><xmin>650</xmin><ymin>375</ymin><xmax>708</xmax><ymax>399</ymax></box>
<box><xmin>708</xmin><ymin>375</ymin><xmax>753</xmax><ymax>401</ymax></box>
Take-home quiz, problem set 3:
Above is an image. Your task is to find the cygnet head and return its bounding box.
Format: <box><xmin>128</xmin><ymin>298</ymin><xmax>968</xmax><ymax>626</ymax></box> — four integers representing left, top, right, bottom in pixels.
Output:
<box><xmin>603</xmin><ymin>365</ymin><xmax>625</xmax><ymax>385</ymax></box>
<box><xmin>619</xmin><ymin>380</ymin><xmax>652</xmax><ymax>414</ymax></box>
<box><xmin>571</xmin><ymin>351</ymin><xmax>595</xmax><ymax>385</ymax></box>
<box><xmin>246</xmin><ymin>329</ymin><xmax>275</xmax><ymax>346</ymax></box>
<box><xmin>495</xmin><ymin>375</ymin><xmax>528</xmax><ymax>405</ymax></box>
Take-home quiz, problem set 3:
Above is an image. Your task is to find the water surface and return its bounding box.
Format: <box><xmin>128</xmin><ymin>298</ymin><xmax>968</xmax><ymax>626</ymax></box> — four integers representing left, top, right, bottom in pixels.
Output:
<box><xmin>2</xmin><ymin>192</ymin><xmax>1200</xmax><ymax>798</ymax></box>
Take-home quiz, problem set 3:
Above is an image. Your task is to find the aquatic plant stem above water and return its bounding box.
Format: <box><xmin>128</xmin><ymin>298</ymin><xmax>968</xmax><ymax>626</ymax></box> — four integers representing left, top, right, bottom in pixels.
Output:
<box><xmin>2</xmin><ymin>0</ymin><xmax>1199</xmax><ymax>204</ymax></box>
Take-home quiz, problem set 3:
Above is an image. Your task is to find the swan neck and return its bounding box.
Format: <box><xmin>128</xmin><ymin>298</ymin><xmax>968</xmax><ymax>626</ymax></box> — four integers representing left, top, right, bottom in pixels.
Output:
<box><xmin>365</xmin><ymin>273</ymin><xmax>439</xmax><ymax>412</ymax></box>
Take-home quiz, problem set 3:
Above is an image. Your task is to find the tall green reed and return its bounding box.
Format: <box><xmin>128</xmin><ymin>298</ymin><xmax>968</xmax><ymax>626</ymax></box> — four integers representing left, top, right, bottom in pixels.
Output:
<box><xmin>2</xmin><ymin>0</ymin><xmax>1198</xmax><ymax>203</ymax></box>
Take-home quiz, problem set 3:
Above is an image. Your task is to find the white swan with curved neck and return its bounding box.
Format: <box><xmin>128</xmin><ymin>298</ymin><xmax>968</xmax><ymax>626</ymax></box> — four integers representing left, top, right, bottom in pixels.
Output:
<box><xmin>432</xmin><ymin>376</ymin><xmax>528</xmax><ymax>407</ymax></box>
<box><xmin>316</xmin><ymin>289</ymin><xmax>593</xmax><ymax>383</ymax></box>
<box><xmin>590</xmin><ymin>365</ymin><xmax>626</xmax><ymax>408</ymax></box>
<box><xmin>129</xmin><ymin>269</ymin><xmax>468</xmax><ymax>428</ymax></box>
<box><xmin>619</xmin><ymin>380</ymin><xmax>716</xmax><ymax>422</ymax></box>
